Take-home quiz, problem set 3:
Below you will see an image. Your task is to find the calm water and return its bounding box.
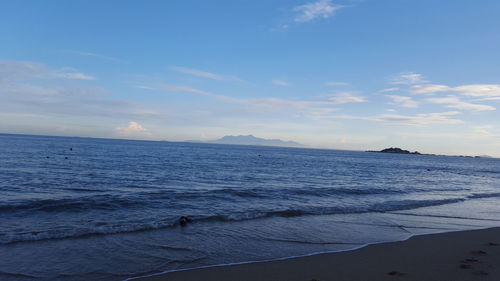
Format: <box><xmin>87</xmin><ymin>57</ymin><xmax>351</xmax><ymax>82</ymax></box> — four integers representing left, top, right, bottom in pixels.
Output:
<box><xmin>1</xmin><ymin>134</ymin><xmax>500</xmax><ymax>281</ymax></box>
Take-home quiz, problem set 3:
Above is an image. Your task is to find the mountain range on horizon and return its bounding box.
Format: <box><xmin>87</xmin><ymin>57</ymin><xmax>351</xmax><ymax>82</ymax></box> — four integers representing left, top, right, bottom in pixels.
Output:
<box><xmin>187</xmin><ymin>135</ymin><xmax>303</xmax><ymax>148</ymax></box>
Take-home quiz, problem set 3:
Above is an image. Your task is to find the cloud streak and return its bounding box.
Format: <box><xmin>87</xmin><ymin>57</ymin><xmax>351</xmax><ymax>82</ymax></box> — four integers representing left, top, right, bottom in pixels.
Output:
<box><xmin>0</xmin><ymin>60</ymin><xmax>95</xmax><ymax>81</ymax></box>
<box><xmin>170</xmin><ymin>66</ymin><xmax>224</xmax><ymax>80</ymax></box>
<box><xmin>385</xmin><ymin>95</ymin><xmax>419</xmax><ymax>108</ymax></box>
<box><xmin>371</xmin><ymin>111</ymin><xmax>463</xmax><ymax>126</ymax></box>
<box><xmin>63</xmin><ymin>50</ymin><xmax>126</xmax><ymax>63</ymax></box>
<box><xmin>426</xmin><ymin>96</ymin><xmax>495</xmax><ymax>111</ymax></box>
<box><xmin>271</xmin><ymin>79</ymin><xmax>291</xmax><ymax>86</ymax></box>
<box><xmin>328</xmin><ymin>92</ymin><xmax>366</xmax><ymax>104</ymax></box>
<box><xmin>408</xmin><ymin>83</ymin><xmax>500</xmax><ymax>98</ymax></box>
<box><xmin>294</xmin><ymin>0</ymin><xmax>344</xmax><ymax>22</ymax></box>
<box><xmin>170</xmin><ymin>66</ymin><xmax>243</xmax><ymax>82</ymax></box>
<box><xmin>390</xmin><ymin>72</ymin><xmax>428</xmax><ymax>85</ymax></box>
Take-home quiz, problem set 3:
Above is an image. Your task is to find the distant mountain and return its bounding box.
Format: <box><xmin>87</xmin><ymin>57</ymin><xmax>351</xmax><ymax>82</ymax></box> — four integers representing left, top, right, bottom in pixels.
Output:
<box><xmin>207</xmin><ymin>135</ymin><xmax>303</xmax><ymax>147</ymax></box>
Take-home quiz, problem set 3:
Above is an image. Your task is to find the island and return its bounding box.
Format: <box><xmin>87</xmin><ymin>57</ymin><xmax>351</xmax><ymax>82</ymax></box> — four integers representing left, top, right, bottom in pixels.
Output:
<box><xmin>366</xmin><ymin>147</ymin><xmax>421</xmax><ymax>155</ymax></box>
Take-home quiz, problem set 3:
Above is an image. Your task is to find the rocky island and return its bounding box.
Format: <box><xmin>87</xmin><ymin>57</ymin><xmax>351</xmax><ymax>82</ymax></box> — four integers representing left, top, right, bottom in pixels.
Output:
<box><xmin>367</xmin><ymin>147</ymin><xmax>421</xmax><ymax>155</ymax></box>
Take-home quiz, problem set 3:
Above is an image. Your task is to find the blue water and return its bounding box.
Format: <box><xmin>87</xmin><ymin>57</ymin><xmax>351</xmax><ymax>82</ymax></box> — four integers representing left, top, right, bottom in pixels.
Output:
<box><xmin>1</xmin><ymin>134</ymin><xmax>500</xmax><ymax>281</ymax></box>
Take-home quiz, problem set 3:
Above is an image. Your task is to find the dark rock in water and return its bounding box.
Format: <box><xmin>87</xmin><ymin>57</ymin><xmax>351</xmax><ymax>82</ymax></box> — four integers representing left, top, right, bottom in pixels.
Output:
<box><xmin>366</xmin><ymin>147</ymin><xmax>421</xmax><ymax>155</ymax></box>
<box><xmin>178</xmin><ymin>216</ymin><xmax>190</xmax><ymax>227</ymax></box>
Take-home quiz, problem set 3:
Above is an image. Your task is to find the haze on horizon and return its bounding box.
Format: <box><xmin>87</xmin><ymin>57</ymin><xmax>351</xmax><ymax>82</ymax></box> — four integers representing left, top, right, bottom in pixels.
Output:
<box><xmin>1</xmin><ymin>0</ymin><xmax>500</xmax><ymax>157</ymax></box>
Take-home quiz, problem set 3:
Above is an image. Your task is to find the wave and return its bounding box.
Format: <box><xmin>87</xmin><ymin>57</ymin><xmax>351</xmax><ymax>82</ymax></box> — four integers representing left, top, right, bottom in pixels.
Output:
<box><xmin>468</xmin><ymin>192</ymin><xmax>500</xmax><ymax>199</ymax></box>
<box><xmin>0</xmin><ymin>186</ymin><xmax>408</xmax><ymax>213</ymax></box>
<box><xmin>0</xmin><ymin>271</ymin><xmax>38</xmax><ymax>279</ymax></box>
<box><xmin>0</xmin><ymin>195</ymin><xmax>144</xmax><ymax>213</ymax></box>
<box><xmin>0</xmin><ymin>197</ymin><xmax>470</xmax><ymax>245</ymax></box>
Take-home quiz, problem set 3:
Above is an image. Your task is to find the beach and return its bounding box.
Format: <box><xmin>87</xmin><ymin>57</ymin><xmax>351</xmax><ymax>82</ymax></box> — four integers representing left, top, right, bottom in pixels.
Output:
<box><xmin>135</xmin><ymin>227</ymin><xmax>500</xmax><ymax>281</ymax></box>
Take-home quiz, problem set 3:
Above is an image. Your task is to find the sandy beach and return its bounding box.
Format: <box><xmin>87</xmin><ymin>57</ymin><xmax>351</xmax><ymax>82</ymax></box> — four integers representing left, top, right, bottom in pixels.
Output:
<box><xmin>135</xmin><ymin>227</ymin><xmax>500</xmax><ymax>281</ymax></box>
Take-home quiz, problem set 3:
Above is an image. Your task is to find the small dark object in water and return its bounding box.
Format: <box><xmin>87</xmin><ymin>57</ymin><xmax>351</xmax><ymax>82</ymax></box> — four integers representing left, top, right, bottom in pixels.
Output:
<box><xmin>461</xmin><ymin>258</ymin><xmax>479</xmax><ymax>263</ymax></box>
<box><xmin>473</xmin><ymin>270</ymin><xmax>489</xmax><ymax>276</ymax></box>
<box><xmin>179</xmin><ymin>216</ymin><xmax>190</xmax><ymax>227</ymax></box>
<box><xmin>70</xmin><ymin>147</ymin><xmax>73</xmax><ymax>151</ymax></box>
<box><xmin>65</xmin><ymin>157</ymin><xmax>68</xmax><ymax>160</ymax></box>
<box><xmin>460</xmin><ymin>264</ymin><xmax>472</xmax><ymax>269</ymax></box>
<box><xmin>426</xmin><ymin>168</ymin><xmax>431</xmax><ymax>171</ymax></box>
<box><xmin>488</xmin><ymin>242</ymin><xmax>499</xmax><ymax>246</ymax></box>
<box><xmin>46</xmin><ymin>156</ymin><xmax>50</xmax><ymax>158</ymax></box>
<box><xmin>387</xmin><ymin>271</ymin><xmax>405</xmax><ymax>276</ymax></box>
<box><xmin>472</xmin><ymin>250</ymin><xmax>487</xmax><ymax>255</ymax></box>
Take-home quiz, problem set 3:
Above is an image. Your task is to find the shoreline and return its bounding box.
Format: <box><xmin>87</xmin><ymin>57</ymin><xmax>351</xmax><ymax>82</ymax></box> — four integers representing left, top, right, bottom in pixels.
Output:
<box><xmin>130</xmin><ymin>227</ymin><xmax>500</xmax><ymax>281</ymax></box>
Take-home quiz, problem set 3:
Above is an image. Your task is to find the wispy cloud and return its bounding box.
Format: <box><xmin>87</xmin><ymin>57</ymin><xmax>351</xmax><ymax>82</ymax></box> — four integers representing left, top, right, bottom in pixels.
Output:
<box><xmin>170</xmin><ymin>66</ymin><xmax>224</xmax><ymax>80</ymax></box>
<box><xmin>407</xmin><ymin>83</ymin><xmax>500</xmax><ymax>99</ymax></box>
<box><xmin>325</xmin><ymin>81</ymin><xmax>348</xmax><ymax>87</ymax></box>
<box><xmin>390</xmin><ymin>72</ymin><xmax>428</xmax><ymax>85</ymax></box>
<box><xmin>328</xmin><ymin>92</ymin><xmax>366</xmax><ymax>104</ymax></box>
<box><xmin>0</xmin><ymin>60</ymin><xmax>165</xmax><ymax>122</ymax></box>
<box><xmin>379</xmin><ymin>87</ymin><xmax>400</xmax><ymax>93</ymax></box>
<box><xmin>294</xmin><ymin>0</ymin><xmax>345</xmax><ymax>22</ymax></box>
<box><xmin>53</xmin><ymin>68</ymin><xmax>96</xmax><ymax>80</ymax></box>
<box><xmin>385</xmin><ymin>95</ymin><xmax>419</xmax><ymax>108</ymax></box>
<box><xmin>63</xmin><ymin>50</ymin><xmax>126</xmax><ymax>63</ymax></box>
<box><xmin>371</xmin><ymin>111</ymin><xmax>463</xmax><ymax>126</ymax></box>
<box><xmin>472</xmin><ymin>125</ymin><xmax>500</xmax><ymax>138</ymax></box>
<box><xmin>454</xmin><ymin>84</ymin><xmax>500</xmax><ymax>97</ymax></box>
<box><xmin>408</xmin><ymin>84</ymin><xmax>451</xmax><ymax>94</ymax></box>
<box><xmin>142</xmin><ymin>83</ymin><xmax>366</xmax><ymax>115</ymax></box>
<box><xmin>0</xmin><ymin>60</ymin><xmax>95</xmax><ymax>81</ymax></box>
<box><xmin>334</xmin><ymin>111</ymin><xmax>464</xmax><ymax>126</ymax></box>
<box><xmin>426</xmin><ymin>96</ymin><xmax>495</xmax><ymax>111</ymax></box>
<box><xmin>170</xmin><ymin>66</ymin><xmax>244</xmax><ymax>82</ymax></box>
<box><xmin>271</xmin><ymin>79</ymin><xmax>291</xmax><ymax>86</ymax></box>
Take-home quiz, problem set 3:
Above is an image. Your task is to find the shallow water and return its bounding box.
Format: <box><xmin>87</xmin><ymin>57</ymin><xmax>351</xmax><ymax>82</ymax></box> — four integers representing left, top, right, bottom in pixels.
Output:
<box><xmin>0</xmin><ymin>134</ymin><xmax>499</xmax><ymax>281</ymax></box>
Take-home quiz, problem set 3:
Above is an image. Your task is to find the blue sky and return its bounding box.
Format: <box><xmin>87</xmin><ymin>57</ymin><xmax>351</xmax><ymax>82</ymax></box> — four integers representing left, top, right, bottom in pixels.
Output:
<box><xmin>1</xmin><ymin>0</ymin><xmax>500</xmax><ymax>156</ymax></box>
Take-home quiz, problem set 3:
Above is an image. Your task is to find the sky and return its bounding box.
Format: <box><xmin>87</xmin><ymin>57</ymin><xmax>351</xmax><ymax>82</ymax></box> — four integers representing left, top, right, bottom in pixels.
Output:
<box><xmin>1</xmin><ymin>0</ymin><xmax>500</xmax><ymax>156</ymax></box>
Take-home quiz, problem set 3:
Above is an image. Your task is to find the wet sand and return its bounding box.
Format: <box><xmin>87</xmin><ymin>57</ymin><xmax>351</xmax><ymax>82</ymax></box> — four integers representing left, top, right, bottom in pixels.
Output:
<box><xmin>134</xmin><ymin>227</ymin><xmax>500</xmax><ymax>281</ymax></box>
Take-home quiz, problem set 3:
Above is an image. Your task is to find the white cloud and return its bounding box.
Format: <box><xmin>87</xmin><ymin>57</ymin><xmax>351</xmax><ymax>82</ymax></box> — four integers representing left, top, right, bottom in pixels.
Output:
<box><xmin>148</xmin><ymin>83</ymin><xmax>363</xmax><ymax>114</ymax></box>
<box><xmin>170</xmin><ymin>66</ymin><xmax>224</xmax><ymax>80</ymax></box>
<box><xmin>379</xmin><ymin>87</ymin><xmax>400</xmax><ymax>93</ymax></box>
<box><xmin>325</xmin><ymin>81</ymin><xmax>348</xmax><ymax>87</ymax></box>
<box><xmin>271</xmin><ymin>79</ymin><xmax>291</xmax><ymax>86</ymax></box>
<box><xmin>454</xmin><ymin>84</ymin><xmax>500</xmax><ymax>97</ymax></box>
<box><xmin>472</xmin><ymin>125</ymin><xmax>500</xmax><ymax>138</ymax></box>
<box><xmin>474</xmin><ymin>97</ymin><xmax>500</xmax><ymax>101</ymax></box>
<box><xmin>407</xmin><ymin>83</ymin><xmax>500</xmax><ymax>98</ymax></box>
<box><xmin>0</xmin><ymin>60</ymin><xmax>95</xmax><ymax>81</ymax></box>
<box><xmin>0</xmin><ymin>60</ymin><xmax>165</xmax><ymax>124</ymax></box>
<box><xmin>328</xmin><ymin>92</ymin><xmax>366</xmax><ymax>104</ymax></box>
<box><xmin>390</xmin><ymin>72</ymin><xmax>428</xmax><ymax>85</ymax></box>
<box><xmin>426</xmin><ymin>96</ymin><xmax>495</xmax><ymax>111</ymax></box>
<box><xmin>385</xmin><ymin>95</ymin><xmax>419</xmax><ymax>108</ymax></box>
<box><xmin>294</xmin><ymin>0</ymin><xmax>344</xmax><ymax>22</ymax></box>
<box><xmin>371</xmin><ymin>111</ymin><xmax>463</xmax><ymax>126</ymax></box>
<box><xmin>116</xmin><ymin>121</ymin><xmax>151</xmax><ymax>137</ymax></box>
<box><xmin>63</xmin><ymin>50</ymin><xmax>126</xmax><ymax>63</ymax></box>
<box><xmin>408</xmin><ymin>84</ymin><xmax>451</xmax><ymax>95</ymax></box>
<box><xmin>53</xmin><ymin>69</ymin><xmax>96</xmax><ymax>80</ymax></box>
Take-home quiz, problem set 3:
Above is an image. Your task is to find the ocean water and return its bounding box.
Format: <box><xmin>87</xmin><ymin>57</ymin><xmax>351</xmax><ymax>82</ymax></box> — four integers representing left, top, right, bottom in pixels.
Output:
<box><xmin>1</xmin><ymin>133</ymin><xmax>500</xmax><ymax>281</ymax></box>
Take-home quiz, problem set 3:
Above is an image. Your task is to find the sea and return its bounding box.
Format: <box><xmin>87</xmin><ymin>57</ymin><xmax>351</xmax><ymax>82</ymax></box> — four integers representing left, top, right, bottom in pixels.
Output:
<box><xmin>1</xmin><ymin>133</ymin><xmax>500</xmax><ymax>281</ymax></box>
